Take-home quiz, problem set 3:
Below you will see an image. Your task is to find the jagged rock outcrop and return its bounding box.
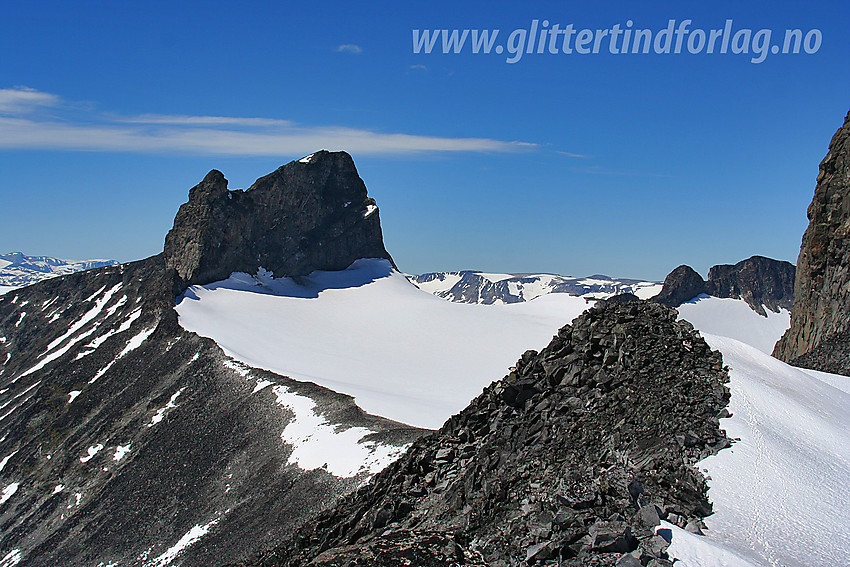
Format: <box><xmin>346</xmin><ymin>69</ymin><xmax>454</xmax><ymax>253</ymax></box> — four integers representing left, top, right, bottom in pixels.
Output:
<box><xmin>705</xmin><ymin>256</ymin><xmax>795</xmax><ymax>316</ymax></box>
<box><xmin>651</xmin><ymin>257</ymin><xmax>795</xmax><ymax>314</ymax></box>
<box><xmin>164</xmin><ymin>151</ymin><xmax>394</xmax><ymax>289</ymax></box>
<box><xmin>250</xmin><ymin>300</ymin><xmax>731</xmax><ymax>567</ymax></box>
<box><xmin>774</xmin><ymin>110</ymin><xmax>850</xmax><ymax>375</ymax></box>
<box><xmin>650</xmin><ymin>265</ymin><xmax>706</xmax><ymax>307</ymax></box>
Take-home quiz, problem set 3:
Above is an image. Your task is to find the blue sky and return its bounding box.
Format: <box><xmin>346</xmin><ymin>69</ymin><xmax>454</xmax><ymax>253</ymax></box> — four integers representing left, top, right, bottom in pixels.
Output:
<box><xmin>1</xmin><ymin>1</ymin><xmax>848</xmax><ymax>281</ymax></box>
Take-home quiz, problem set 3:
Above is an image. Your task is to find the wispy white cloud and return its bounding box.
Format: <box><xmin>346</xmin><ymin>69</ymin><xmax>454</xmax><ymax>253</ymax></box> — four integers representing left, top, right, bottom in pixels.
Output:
<box><xmin>409</xmin><ymin>64</ymin><xmax>428</xmax><ymax>72</ymax></box>
<box><xmin>0</xmin><ymin>87</ymin><xmax>536</xmax><ymax>156</ymax></box>
<box><xmin>0</xmin><ymin>86</ymin><xmax>61</xmax><ymax>114</ymax></box>
<box><xmin>555</xmin><ymin>150</ymin><xmax>589</xmax><ymax>159</ymax></box>
<box><xmin>118</xmin><ymin>114</ymin><xmax>294</xmax><ymax>127</ymax></box>
<box><xmin>337</xmin><ymin>44</ymin><xmax>363</xmax><ymax>54</ymax></box>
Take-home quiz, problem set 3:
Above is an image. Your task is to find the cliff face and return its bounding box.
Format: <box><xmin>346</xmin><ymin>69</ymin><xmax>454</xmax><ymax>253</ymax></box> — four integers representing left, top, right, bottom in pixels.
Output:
<box><xmin>651</xmin><ymin>257</ymin><xmax>795</xmax><ymax>316</ymax></box>
<box><xmin>705</xmin><ymin>256</ymin><xmax>795</xmax><ymax>316</ymax></box>
<box><xmin>774</xmin><ymin>110</ymin><xmax>850</xmax><ymax>374</ymax></box>
<box><xmin>651</xmin><ymin>265</ymin><xmax>706</xmax><ymax>308</ymax></box>
<box><xmin>164</xmin><ymin>151</ymin><xmax>394</xmax><ymax>289</ymax></box>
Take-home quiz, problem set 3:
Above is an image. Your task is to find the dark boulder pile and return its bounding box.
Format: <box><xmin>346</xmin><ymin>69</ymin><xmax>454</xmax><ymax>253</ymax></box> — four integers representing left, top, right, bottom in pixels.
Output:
<box><xmin>246</xmin><ymin>300</ymin><xmax>732</xmax><ymax>567</ymax></box>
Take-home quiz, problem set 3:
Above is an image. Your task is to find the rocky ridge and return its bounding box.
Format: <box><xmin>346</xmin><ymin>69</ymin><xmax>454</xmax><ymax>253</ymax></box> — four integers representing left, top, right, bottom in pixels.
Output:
<box><xmin>164</xmin><ymin>151</ymin><xmax>394</xmax><ymax>289</ymax></box>
<box><xmin>249</xmin><ymin>300</ymin><xmax>732</xmax><ymax>567</ymax></box>
<box><xmin>774</xmin><ymin>110</ymin><xmax>850</xmax><ymax>375</ymax></box>
<box><xmin>651</xmin><ymin>256</ymin><xmax>795</xmax><ymax>315</ymax></box>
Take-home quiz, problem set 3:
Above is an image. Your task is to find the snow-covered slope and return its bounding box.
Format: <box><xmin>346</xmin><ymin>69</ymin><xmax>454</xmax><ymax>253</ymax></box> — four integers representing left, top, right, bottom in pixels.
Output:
<box><xmin>669</xmin><ymin>295</ymin><xmax>850</xmax><ymax>567</ymax></box>
<box><xmin>177</xmin><ymin>257</ymin><xmax>849</xmax><ymax>567</ymax></box>
<box><xmin>0</xmin><ymin>252</ymin><xmax>118</xmax><ymax>293</ymax></box>
<box><xmin>679</xmin><ymin>335</ymin><xmax>850</xmax><ymax>567</ymax></box>
<box><xmin>176</xmin><ymin>259</ymin><xmax>591</xmax><ymax>429</ymax></box>
<box><xmin>408</xmin><ymin>270</ymin><xmax>662</xmax><ymax>305</ymax></box>
<box><xmin>677</xmin><ymin>294</ymin><xmax>791</xmax><ymax>354</ymax></box>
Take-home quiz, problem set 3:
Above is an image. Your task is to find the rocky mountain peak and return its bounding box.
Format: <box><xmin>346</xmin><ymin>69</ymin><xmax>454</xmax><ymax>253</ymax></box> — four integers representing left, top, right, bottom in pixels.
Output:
<box><xmin>705</xmin><ymin>255</ymin><xmax>795</xmax><ymax>315</ymax></box>
<box><xmin>651</xmin><ymin>265</ymin><xmax>706</xmax><ymax>307</ymax></box>
<box><xmin>164</xmin><ymin>151</ymin><xmax>394</xmax><ymax>290</ymax></box>
<box><xmin>651</xmin><ymin>256</ymin><xmax>795</xmax><ymax>315</ymax></box>
<box><xmin>774</xmin><ymin>109</ymin><xmax>850</xmax><ymax>374</ymax></box>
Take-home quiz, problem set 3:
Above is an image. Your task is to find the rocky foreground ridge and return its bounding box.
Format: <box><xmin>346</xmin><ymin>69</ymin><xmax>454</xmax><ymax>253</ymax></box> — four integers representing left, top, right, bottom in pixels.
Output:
<box><xmin>774</xmin><ymin>110</ymin><xmax>850</xmax><ymax>375</ymax></box>
<box><xmin>246</xmin><ymin>300</ymin><xmax>731</xmax><ymax>567</ymax></box>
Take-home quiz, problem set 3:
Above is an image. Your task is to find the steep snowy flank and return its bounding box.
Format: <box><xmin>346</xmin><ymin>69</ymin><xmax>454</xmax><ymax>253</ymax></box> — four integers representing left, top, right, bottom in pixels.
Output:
<box><xmin>688</xmin><ymin>335</ymin><xmax>850</xmax><ymax>567</ymax></box>
<box><xmin>176</xmin><ymin>259</ymin><xmax>591</xmax><ymax>429</ymax></box>
<box><xmin>669</xmin><ymin>293</ymin><xmax>849</xmax><ymax>567</ymax></box>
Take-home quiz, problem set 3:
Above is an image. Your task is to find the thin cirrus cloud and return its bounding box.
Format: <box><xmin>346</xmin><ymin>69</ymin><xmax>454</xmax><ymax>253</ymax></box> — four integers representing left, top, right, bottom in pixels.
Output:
<box><xmin>0</xmin><ymin>86</ymin><xmax>61</xmax><ymax>114</ymax></box>
<box><xmin>0</xmin><ymin>87</ymin><xmax>535</xmax><ymax>156</ymax></box>
<box><xmin>336</xmin><ymin>44</ymin><xmax>363</xmax><ymax>54</ymax></box>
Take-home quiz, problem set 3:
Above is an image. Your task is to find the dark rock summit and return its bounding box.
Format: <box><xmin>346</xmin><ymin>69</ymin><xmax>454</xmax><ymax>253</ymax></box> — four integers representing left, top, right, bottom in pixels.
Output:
<box><xmin>651</xmin><ymin>265</ymin><xmax>706</xmax><ymax>307</ymax></box>
<box><xmin>164</xmin><ymin>150</ymin><xmax>394</xmax><ymax>289</ymax></box>
<box><xmin>705</xmin><ymin>256</ymin><xmax>795</xmax><ymax>316</ymax></box>
<box><xmin>774</xmin><ymin>110</ymin><xmax>850</xmax><ymax>375</ymax></box>
<box><xmin>251</xmin><ymin>300</ymin><xmax>732</xmax><ymax>567</ymax></box>
<box><xmin>651</xmin><ymin>256</ymin><xmax>795</xmax><ymax>314</ymax></box>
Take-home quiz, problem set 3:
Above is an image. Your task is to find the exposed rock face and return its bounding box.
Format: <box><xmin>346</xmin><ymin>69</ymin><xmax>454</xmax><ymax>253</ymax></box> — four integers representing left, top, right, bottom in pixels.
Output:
<box><xmin>705</xmin><ymin>256</ymin><xmax>795</xmax><ymax>316</ymax></box>
<box><xmin>650</xmin><ymin>265</ymin><xmax>706</xmax><ymax>307</ymax></box>
<box><xmin>774</xmin><ymin>110</ymin><xmax>850</xmax><ymax>374</ymax></box>
<box><xmin>651</xmin><ymin>257</ymin><xmax>795</xmax><ymax>314</ymax></box>
<box><xmin>252</xmin><ymin>301</ymin><xmax>731</xmax><ymax>567</ymax></box>
<box><xmin>164</xmin><ymin>151</ymin><xmax>394</xmax><ymax>289</ymax></box>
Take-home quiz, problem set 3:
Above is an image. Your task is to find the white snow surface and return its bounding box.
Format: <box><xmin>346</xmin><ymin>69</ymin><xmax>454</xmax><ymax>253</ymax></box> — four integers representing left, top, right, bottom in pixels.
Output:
<box><xmin>176</xmin><ymin>259</ymin><xmax>590</xmax><ymax>429</ymax></box>
<box><xmin>148</xmin><ymin>518</ymin><xmax>219</xmax><ymax>567</ymax></box>
<box><xmin>660</xmin><ymin>522</ymin><xmax>760</xmax><ymax>567</ymax></box>
<box><xmin>113</xmin><ymin>444</ymin><xmax>131</xmax><ymax>462</ymax></box>
<box><xmin>269</xmin><ymin>384</ymin><xmax>408</xmax><ymax>477</ymax></box>
<box><xmin>0</xmin><ymin>549</ymin><xmax>21</xmax><ymax>567</ymax></box>
<box><xmin>677</xmin><ymin>295</ymin><xmax>790</xmax><ymax>354</ymax></box>
<box><xmin>672</xmin><ymin>298</ymin><xmax>850</xmax><ymax>567</ymax></box>
<box><xmin>0</xmin><ymin>451</ymin><xmax>16</xmax><ymax>473</ymax></box>
<box><xmin>692</xmin><ymin>334</ymin><xmax>850</xmax><ymax>567</ymax></box>
<box><xmin>80</xmin><ymin>443</ymin><xmax>104</xmax><ymax>463</ymax></box>
<box><xmin>0</xmin><ymin>483</ymin><xmax>19</xmax><ymax>506</ymax></box>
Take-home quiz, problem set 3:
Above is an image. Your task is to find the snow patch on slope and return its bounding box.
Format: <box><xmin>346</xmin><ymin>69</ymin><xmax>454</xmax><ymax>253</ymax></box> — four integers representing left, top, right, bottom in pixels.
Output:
<box><xmin>269</xmin><ymin>384</ymin><xmax>408</xmax><ymax>477</ymax></box>
<box><xmin>148</xmin><ymin>517</ymin><xmax>220</xmax><ymax>567</ymax></box>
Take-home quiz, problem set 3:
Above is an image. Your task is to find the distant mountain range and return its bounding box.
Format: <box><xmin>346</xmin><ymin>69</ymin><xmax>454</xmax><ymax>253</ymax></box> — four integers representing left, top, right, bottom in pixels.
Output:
<box><xmin>0</xmin><ymin>253</ymin><xmax>119</xmax><ymax>293</ymax></box>
<box><xmin>407</xmin><ymin>270</ymin><xmax>662</xmax><ymax>305</ymax></box>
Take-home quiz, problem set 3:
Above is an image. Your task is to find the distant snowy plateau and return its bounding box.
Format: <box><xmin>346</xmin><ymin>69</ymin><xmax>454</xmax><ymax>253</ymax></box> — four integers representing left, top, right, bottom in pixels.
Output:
<box><xmin>0</xmin><ymin>253</ymin><xmax>118</xmax><ymax>295</ymax></box>
<box><xmin>175</xmin><ymin>259</ymin><xmax>849</xmax><ymax>567</ymax></box>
